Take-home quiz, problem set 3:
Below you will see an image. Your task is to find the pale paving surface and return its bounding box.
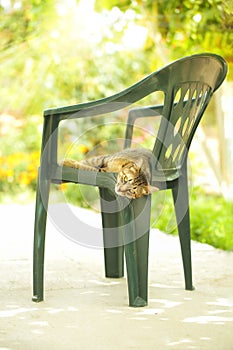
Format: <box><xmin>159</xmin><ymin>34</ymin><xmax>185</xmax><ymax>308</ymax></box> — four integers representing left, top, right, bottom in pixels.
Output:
<box><xmin>0</xmin><ymin>203</ymin><xmax>233</xmax><ymax>350</ymax></box>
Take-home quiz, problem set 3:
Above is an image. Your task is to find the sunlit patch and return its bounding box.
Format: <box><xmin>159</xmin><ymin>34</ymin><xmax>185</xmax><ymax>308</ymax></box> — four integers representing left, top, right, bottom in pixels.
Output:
<box><xmin>106</xmin><ymin>309</ymin><xmax>123</xmax><ymax>314</ymax></box>
<box><xmin>149</xmin><ymin>299</ymin><xmax>182</xmax><ymax>308</ymax></box>
<box><xmin>207</xmin><ymin>298</ymin><xmax>233</xmax><ymax>307</ymax></box>
<box><xmin>79</xmin><ymin>291</ymin><xmax>95</xmax><ymax>295</ymax></box>
<box><xmin>89</xmin><ymin>279</ymin><xmax>120</xmax><ymax>286</ymax></box>
<box><xmin>47</xmin><ymin>308</ymin><xmax>64</xmax><ymax>314</ymax></box>
<box><xmin>30</xmin><ymin>321</ymin><xmax>49</xmax><ymax>327</ymax></box>
<box><xmin>136</xmin><ymin>308</ymin><xmax>163</xmax><ymax>315</ymax></box>
<box><xmin>67</xmin><ymin>306</ymin><xmax>79</xmax><ymax>311</ymax></box>
<box><xmin>168</xmin><ymin>339</ymin><xmax>193</xmax><ymax>346</ymax></box>
<box><xmin>183</xmin><ymin>315</ymin><xmax>233</xmax><ymax>324</ymax></box>
<box><xmin>0</xmin><ymin>307</ymin><xmax>37</xmax><ymax>318</ymax></box>
<box><xmin>129</xmin><ymin>316</ymin><xmax>147</xmax><ymax>321</ymax></box>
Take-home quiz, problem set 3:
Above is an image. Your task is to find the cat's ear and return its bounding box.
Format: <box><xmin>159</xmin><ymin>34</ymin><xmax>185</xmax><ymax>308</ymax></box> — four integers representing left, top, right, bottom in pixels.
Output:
<box><xmin>148</xmin><ymin>185</ymin><xmax>159</xmax><ymax>194</ymax></box>
<box><xmin>134</xmin><ymin>158</ymin><xmax>144</xmax><ymax>169</ymax></box>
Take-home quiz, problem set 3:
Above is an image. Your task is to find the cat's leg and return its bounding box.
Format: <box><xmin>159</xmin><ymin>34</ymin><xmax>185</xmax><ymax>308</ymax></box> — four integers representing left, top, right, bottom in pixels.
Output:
<box><xmin>61</xmin><ymin>154</ymin><xmax>107</xmax><ymax>171</ymax></box>
<box><xmin>61</xmin><ymin>159</ymin><xmax>79</xmax><ymax>168</ymax></box>
<box><xmin>61</xmin><ymin>159</ymin><xmax>98</xmax><ymax>171</ymax></box>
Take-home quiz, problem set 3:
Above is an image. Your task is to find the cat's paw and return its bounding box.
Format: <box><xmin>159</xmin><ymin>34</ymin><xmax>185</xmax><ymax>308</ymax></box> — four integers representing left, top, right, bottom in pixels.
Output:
<box><xmin>60</xmin><ymin>159</ymin><xmax>78</xmax><ymax>168</ymax></box>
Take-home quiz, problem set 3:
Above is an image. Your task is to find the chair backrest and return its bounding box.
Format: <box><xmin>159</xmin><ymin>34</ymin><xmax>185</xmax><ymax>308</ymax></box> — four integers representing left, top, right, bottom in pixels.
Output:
<box><xmin>124</xmin><ymin>54</ymin><xmax>227</xmax><ymax>177</ymax></box>
<box><xmin>148</xmin><ymin>54</ymin><xmax>227</xmax><ymax>174</ymax></box>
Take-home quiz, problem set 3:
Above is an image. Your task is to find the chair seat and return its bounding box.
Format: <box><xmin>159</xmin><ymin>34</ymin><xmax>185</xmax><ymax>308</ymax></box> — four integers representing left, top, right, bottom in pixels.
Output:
<box><xmin>51</xmin><ymin>163</ymin><xmax>182</xmax><ymax>191</ymax></box>
<box><xmin>51</xmin><ymin>164</ymin><xmax>117</xmax><ymax>189</ymax></box>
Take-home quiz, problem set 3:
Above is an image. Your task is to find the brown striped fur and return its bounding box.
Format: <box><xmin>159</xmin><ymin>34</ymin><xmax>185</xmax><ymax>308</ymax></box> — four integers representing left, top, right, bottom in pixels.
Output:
<box><xmin>61</xmin><ymin>148</ymin><xmax>158</xmax><ymax>199</ymax></box>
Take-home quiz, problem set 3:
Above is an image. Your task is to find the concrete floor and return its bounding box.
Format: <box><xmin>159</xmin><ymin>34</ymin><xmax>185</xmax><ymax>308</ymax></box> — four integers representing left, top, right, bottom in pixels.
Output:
<box><xmin>0</xmin><ymin>203</ymin><xmax>233</xmax><ymax>350</ymax></box>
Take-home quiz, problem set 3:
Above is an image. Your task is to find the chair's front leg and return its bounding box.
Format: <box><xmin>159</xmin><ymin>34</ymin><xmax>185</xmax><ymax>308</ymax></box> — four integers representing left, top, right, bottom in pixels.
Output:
<box><xmin>121</xmin><ymin>195</ymin><xmax>151</xmax><ymax>307</ymax></box>
<box><xmin>32</xmin><ymin>175</ymin><xmax>50</xmax><ymax>302</ymax></box>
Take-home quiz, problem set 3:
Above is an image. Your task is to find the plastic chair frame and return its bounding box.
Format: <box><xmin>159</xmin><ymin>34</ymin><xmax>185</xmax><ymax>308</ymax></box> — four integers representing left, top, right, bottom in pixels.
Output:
<box><xmin>33</xmin><ymin>53</ymin><xmax>227</xmax><ymax>307</ymax></box>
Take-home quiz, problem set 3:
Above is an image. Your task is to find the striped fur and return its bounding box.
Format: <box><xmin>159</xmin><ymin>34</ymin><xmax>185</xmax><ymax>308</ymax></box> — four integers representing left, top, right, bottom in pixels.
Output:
<box><xmin>61</xmin><ymin>148</ymin><xmax>158</xmax><ymax>199</ymax></box>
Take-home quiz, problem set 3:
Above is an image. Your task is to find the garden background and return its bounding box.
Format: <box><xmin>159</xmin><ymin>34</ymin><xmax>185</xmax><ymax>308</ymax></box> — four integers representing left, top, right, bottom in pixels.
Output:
<box><xmin>0</xmin><ymin>0</ymin><xmax>232</xmax><ymax>250</ymax></box>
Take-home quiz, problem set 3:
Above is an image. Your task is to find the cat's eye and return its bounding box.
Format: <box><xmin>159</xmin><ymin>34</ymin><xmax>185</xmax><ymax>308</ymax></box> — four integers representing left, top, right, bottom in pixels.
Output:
<box><xmin>124</xmin><ymin>175</ymin><xmax>128</xmax><ymax>182</ymax></box>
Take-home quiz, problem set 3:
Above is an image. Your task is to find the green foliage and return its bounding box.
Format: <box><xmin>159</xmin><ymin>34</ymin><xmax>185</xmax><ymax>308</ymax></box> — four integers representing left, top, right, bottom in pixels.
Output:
<box><xmin>0</xmin><ymin>0</ymin><xmax>232</xmax><ymax>250</ymax></box>
<box><xmin>0</xmin><ymin>0</ymin><xmax>55</xmax><ymax>50</ymax></box>
<box><xmin>95</xmin><ymin>0</ymin><xmax>233</xmax><ymax>74</ymax></box>
<box><xmin>56</xmin><ymin>183</ymin><xmax>100</xmax><ymax>210</ymax></box>
<box><xmin>95</xmin><ymin>0</ymin><xmax>131</xmax><ymax>11</ymax></box>
<box><xmin>157</xmin><ymin>0</ymin><xmax>233</xmax><ymax>61</ymax></box>
<box><xmin>1</xmin><ymin>0</ymin><xmax>232</xmax><ymax>119</ymax></box>
<box><xmin>150</xmin><ymin>187</ymin><xmax>233</xmax><ymax>251</ymax></box>
<box><xmin>0</xmin><ymin>150</ymin><xmax>40</xmax><ymax>198</ymax></box>
<box><xmin>1</xmin><ymin>116</ymin><xmax>41</xmax><ymax>155</ymax></box>
<box><xmin>189</xmin><ymin>189</ymin><xmax>233</xmax><ymax>251</ymax></box>
<box><xmin>0</xmin><ymin>115</ymin><xmax>41</xmax><ymax>198</ymax></box>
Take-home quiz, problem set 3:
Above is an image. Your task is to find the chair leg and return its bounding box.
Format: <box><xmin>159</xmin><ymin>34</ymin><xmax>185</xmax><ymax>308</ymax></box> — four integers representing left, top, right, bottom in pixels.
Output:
<box><xmin>32</xmin><ymin>177</ymin><xmax>50</xmax><ymax>302</ymax></box>
<box><xmin>99</xmin><ymin>188</ymin><xmax>124</xmax><ymax>278</ymax></box>
<box><xmin>172</xmin><ymin>173</ymin><xmax>194</xmax><ymax>291</ymax></box>
<box><xmin>121</xmin><ymin>195</ymin><xmax>151</xmax><ymax>307</ymax></box>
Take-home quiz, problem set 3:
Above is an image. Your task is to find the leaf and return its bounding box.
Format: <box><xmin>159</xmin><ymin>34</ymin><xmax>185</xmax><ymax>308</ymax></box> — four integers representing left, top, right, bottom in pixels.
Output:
<box><xmin>95</xmin><ymin>0</ymin><xmax>131</xmax><ymax>11</ymax></box>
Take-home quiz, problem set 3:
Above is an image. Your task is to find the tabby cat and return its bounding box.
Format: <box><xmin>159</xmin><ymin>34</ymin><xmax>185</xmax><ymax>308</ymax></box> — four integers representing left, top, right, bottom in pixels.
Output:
<box><xmin>61</xmin><ymin>148</ymin><xmax>158</xmax><ymax>199</ymax></box>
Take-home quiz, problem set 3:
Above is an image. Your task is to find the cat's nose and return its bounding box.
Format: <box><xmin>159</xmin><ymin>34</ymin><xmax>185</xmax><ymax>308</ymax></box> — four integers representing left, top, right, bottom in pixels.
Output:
<box><xmin>115</xmin><ymin>184</ymin><xmax>127</xmax><ymax>196</ymax></box>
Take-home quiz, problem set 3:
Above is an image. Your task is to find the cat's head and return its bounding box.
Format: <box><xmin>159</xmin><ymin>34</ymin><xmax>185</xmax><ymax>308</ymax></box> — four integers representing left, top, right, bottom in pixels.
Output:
<box><xmin>115</xmin><ymin>161</ymin><xmax>158</xmax><ymax>199</ymax></box>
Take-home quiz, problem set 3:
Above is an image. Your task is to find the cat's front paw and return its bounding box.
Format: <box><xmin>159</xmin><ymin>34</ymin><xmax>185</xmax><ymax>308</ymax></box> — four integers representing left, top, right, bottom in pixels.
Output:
<box><xmin>60</xmin><ymin>159</ymin><xmax>78</xmax><ymax>168</ymax></box>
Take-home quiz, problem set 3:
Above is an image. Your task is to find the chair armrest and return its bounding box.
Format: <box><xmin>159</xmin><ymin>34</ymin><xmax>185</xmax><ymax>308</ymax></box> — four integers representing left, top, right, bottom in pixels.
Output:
<box><xmin>44</xmin><ymin>95</ymin><xmax>125</xmax><ymax>119</ymax></box>
<box><xmin>124</xmin><ymin>104</ymin><xmax>164</xmax><ymax>148</ymax></box>
<box><xmin>43</xmin><ymin>70</ymin><xmax>163</xmax><ymax>120</ymax></box>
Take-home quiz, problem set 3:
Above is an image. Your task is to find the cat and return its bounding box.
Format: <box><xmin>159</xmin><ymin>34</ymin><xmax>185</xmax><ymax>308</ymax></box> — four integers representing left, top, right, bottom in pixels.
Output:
<box><xmin>61</xmin><ymin>148</ymin><xmax>158</xmax><ymax>199</ymax></box>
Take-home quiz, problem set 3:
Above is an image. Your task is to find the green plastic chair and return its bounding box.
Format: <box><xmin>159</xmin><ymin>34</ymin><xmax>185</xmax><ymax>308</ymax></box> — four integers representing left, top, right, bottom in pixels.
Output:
<box><xmin>33</xmin><ymin>53</ymin><xmax>227</xmax><ymax>307</ymax></box>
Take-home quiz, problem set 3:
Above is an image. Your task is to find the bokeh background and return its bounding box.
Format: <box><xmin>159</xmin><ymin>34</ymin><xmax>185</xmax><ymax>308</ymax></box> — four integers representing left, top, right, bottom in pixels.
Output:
<box><xmin>0</xmin><ymin>0</ymin><xmax>232</xmax><ymax>250</ymax></box>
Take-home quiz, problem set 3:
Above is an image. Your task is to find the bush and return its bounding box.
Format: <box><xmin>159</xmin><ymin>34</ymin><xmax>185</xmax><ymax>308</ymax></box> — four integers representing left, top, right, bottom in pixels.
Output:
<box><xmin>0</xmin><ymin>151</ymin><xmax>40</xmax><ymax>197</ymax></box>
<box><xmin>150</xmin><ymin>187</ymin><xmax>233</xmax><ymax>251</ymax></box>
<box><xmin>189</xmin><ymin>190</ymin><xmax>233</xmax><ymax>251</ymax></box>
<box><xmin>0</xmin><ymin>114</ymin><xmax>41</xmax><ymax>200</ymax></box>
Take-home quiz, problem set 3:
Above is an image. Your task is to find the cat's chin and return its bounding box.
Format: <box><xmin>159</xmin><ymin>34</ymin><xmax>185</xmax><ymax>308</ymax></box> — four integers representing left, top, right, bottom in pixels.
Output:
<box><xmin>115</xmin><ymin>190</ymin><xmax>128</xmax><ymax>198</ymax></box>
<box><xmin>115</xmin><ymin>187</ymin><xmax>131</xmax><ymax>199</ymax></box>
<box><xmin>115</xmin><ymin>189</ymin><xmax>136</xmax><ymax>199</ymax></box>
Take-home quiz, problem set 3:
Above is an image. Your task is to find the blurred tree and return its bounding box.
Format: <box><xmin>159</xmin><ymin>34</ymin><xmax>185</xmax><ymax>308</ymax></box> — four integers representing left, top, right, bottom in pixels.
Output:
<box><xmin>0</xmin><ymin>0</ymin><xmax>150</xmax><ymax>117</ymax></box>
<box><xmin>95</xmin><ymin>0</ymin><xmax>233</xmax><ymax>64</ymax></box>
<box><xmin>0</xmin><ymin>0</ymin><xmax>55</xmax><ymax>51</ymax></box>
<box><xmin>0</xmin><ymin>0</ymin><xmax>232</xmax><ymax>198</ymax></box>
<box><xmin>0</xmin><ymin>0</ymin><xmax>58</xmax><ymax>116</ymax></box>
<box><xmin>94</xmin><ymin>0</ymin><xmax>233</xmax><ymax>200</ymax></box>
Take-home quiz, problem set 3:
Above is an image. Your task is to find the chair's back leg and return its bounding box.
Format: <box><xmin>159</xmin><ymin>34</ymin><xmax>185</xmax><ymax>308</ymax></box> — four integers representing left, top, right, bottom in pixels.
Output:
<box><xmin>32</xmin><ymin>175</ymin><xmax>50</xmax><ymax>302</ymax></box>
<box><xmin>99</xmin><ymin>188</ymin><xmax>124</xmax><ymax>278</ymax></box>
<box><xmin>171</xmin><ymin>166</ymin><xmax>194</xmax><ymax>291</ymax></box>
